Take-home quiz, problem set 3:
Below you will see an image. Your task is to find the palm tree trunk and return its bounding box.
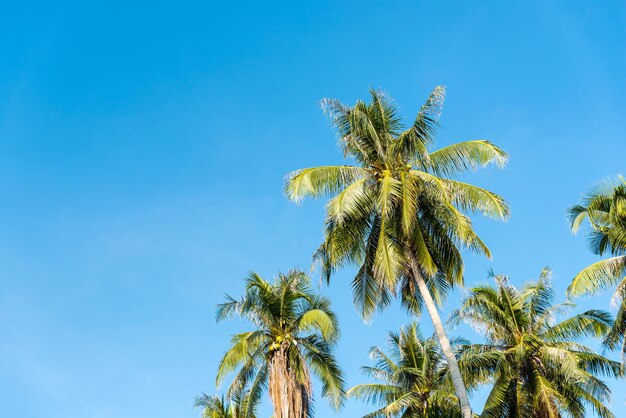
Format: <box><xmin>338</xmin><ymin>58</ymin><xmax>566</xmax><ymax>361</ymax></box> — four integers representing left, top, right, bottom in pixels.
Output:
<box><xmin>269</xmin><ymin>348</ymin><xmax>310</xmax><ymax>418</ymax></box>
<box><xmin>407</xmin><ymin>257</ymin><xmax>472</xmax><ymax>418</ymax></box>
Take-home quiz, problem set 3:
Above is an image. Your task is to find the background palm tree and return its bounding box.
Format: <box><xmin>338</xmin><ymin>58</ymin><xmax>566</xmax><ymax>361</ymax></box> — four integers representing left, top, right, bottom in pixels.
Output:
<box><xmin>286</xmin><ymin>86</ymin><xmax>509</xmax><ymax>418</ymax></box>
<box><xmin>194</xmin><ymin>392</ymin><xmax>257</xmax><ymax>418</ymax></box>
<box><xmin>215</xmin><ymin>270</ymin><xmax>345</xmax><ymax>418</ymax></box>
<box><xmin>568</xmin><ymin>176</ymin><xmax>626</xmax><ymax>358</ymax></box>
<box><xmin>453</xmin><ymin>268</ymin><xmax>622</xmax><ymax>418</ymax></box>
<box><xmin>349</xmin><ymin>323</ymin><xmax>462</xmax><ymax>418</ymax></box>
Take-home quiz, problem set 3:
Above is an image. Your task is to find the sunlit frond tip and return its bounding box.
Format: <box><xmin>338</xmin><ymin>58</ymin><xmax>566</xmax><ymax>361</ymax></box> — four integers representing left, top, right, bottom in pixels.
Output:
<box><xmin>285</xmin><ymin>165</ymin><xmax>367</xmax><ymax>203</ymax></box>
<box><xmin>429</xmin><ymin>140</ymin><xmax>508</xmax><ymax>177</ymax></box>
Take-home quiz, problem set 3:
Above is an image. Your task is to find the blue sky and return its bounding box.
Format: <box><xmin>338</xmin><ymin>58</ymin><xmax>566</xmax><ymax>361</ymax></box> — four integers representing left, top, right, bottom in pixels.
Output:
<box><xmin>1</xmin><ymin>1</ymin><xmax>625</xmax><ymax>417</ymax></box>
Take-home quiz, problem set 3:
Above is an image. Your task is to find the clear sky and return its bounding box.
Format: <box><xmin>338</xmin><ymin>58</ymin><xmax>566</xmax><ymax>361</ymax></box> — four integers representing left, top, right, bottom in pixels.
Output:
<box><xmin>1</xmin><ymin>1</ymin><xmax>625</xmax><ymax>417</ymax></box>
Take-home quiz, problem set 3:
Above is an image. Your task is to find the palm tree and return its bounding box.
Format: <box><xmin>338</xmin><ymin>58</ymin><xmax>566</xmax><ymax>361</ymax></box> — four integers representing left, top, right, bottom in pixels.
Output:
<box><xmin>453</xmin><ymin>268</ymin><xmax>622</xmax><ymax>418</ymax></box>
<box><xmin>215</xmin><ymin>269</ymin><xmax>345</xmax><ymax>418</ymax></box>
<box><xmin>194</xmin><ymin>392</ymin><xmax>257</xmax><ymax>418</ymax></box>
<box><xmin>349</xmin><ymin>323</ymin><xmax>462</xmax><ymax>418</ymax></box>
<box><xmin>286</xmin><ymin>86</ymin><xmax>509</xmax><ymax>418</ymax></box>
<box><xmin>568</xmin><ymin>176</ymin><xmax>626</xmax><ymax>358</ymax></box>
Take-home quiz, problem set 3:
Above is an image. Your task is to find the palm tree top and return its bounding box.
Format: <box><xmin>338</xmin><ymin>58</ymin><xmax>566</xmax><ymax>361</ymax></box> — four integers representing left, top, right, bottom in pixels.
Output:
<box><xmin>454</xmin><ymin>268</ymin><xmax>623</xmax><ymax>418</ymax></box>
<box><xmin>216</xmin><ymin>270</ymin><xmax>339</xmax><ymax>343</ymax></box>
<box><xmin>455</xmin><ymin>268</ymin><xmax>613</xmax><ymax>345</ymax></box>
<box><xmin>349</xmin><ymin>322</ymin><xmax>462</xmax><ymax>418</ymax></box>
<box><xmin>285</xmin><ymin>86</ymin><xmax>510</xmax><ymax>319</ymax></box>
<box><xmin>215</xmin><ymin>270</ymin><xmax>345</xmax><ymax>418</ymax></box>
<box><xmin>288</xmin><ymin>87</ymin><xmax>508</xmax><ymax>203</ymax></box>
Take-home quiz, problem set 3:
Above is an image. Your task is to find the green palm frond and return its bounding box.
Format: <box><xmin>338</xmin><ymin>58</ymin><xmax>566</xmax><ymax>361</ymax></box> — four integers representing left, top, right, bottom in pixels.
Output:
<box><xmin>440</xmin><ymin>179</ymin><xmax>509</xmax><ymax>220</ymax></box>
<box><xmin>293</xmin><ymin>308</ymin><xmax>338</xmax><ymax>342</ymax></box>
<box><xmin>392</xmin><ymin>86</ymin><xmax>445</xmax><ymax>164</ymax></box>
<box><xmin>216</xmin><ymin>331</ymin><xmax>267</xmax><ymax>387</ymax></box>
<box><xmin>429</xmin><ymin>140</ymin><xmax>508</xmax><ymax>177</ymax></box>
<box><xmin>348</xmin><ymin>383</ymin><xmax>404</xmax><ymax>406</ymax></box>
<box><xmin>286</xmin><ymin>166</ymin><xmax>368</xmax><ymax>203</ymax></box>
<box><xmin>604</xmin><ymin>293</ymin><xmax>626</xmax><ymax>358</ymax></box>
<box><xmin>568</xmin><ymin>255</ymin><xmax>626</xmax><ymax>296</ymax></box>
<box><xmin>542</xmin><ymin>310</ymin><xmax>613</xmax><ymax>341</ymax></box>
<box><xmin>300</xmin><ymin>334</ymin><xmax>346</xmax><ymax>409</ymax></box>
<box><xmin>326</xmin><ymin>177</ymin><xmax>375</xmax><ymax>223</ymax></box>
<box><xmin>372</xmin><ymin>224</ymin><xmax>404</xmax><ymax>293</ymax></box>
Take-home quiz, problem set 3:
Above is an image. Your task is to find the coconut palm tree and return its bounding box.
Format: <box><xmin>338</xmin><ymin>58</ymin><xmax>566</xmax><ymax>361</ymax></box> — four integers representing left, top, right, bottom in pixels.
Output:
<box><xmin>194</xmin><ymin>391</ymin><xmax>257</xmax><ymax>418</ymax></box>
<box><xmin>215</xmin><ymin>269</ymin><xmax>345</xmax><ymax>418</ymax></box>
<box><xmin>453</xmin><ymin>268</ymin><xmax>622</xmax><ymax>418</ymax></box>
<box><xmin>568</xmin><ymin>176</ymin><xmax>626</xmax><ymax>358</ymax></box>
<box><xmin>286</xmin><ymin>86</ymin><xmax>509</xmax><ymax>418</ymax></box>
<box><xmin>349</xmin><ymin>322</ymin><xmax>462</xmax><ymax>418</ymax></box>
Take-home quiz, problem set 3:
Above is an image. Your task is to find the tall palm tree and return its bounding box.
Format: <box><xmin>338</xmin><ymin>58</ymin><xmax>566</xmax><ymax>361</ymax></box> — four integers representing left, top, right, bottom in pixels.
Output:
<box><xmin>215</xmin><ymin>270</ymin><xmax>345</xmax><ymax>418</ymax></box>
<box><xmin>286</xmin><ymin>86</ymin><xmax>509</xmax><ymax>418</ymax></box>
<box><xmin>194</xmin><ymin>392</ymin><xmax>257</xmax><ymax>418</ymax></box>
<box><xmin>453</xmin><ymin>268</ymin><xmax>622</xmax><ymax>418</ymax></box>
<box><xmin>349</xmin><ymin>323</ymin><xmax>462</xmax><ymax>418</ymax></box>
<box><xmin>568</xmin><ymin>176</ymin><xmax>626</xmax><ymax>358</ymax></box>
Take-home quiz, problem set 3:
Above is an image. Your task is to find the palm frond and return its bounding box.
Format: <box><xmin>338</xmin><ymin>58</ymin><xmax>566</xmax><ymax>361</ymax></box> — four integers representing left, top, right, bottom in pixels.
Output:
<box><xmin>286</xmin><ymin>166</ymin><xmax>368</xmax><ymax>203</ymax></box>
<box><xmin>543</xmin><ymin>310</ymin><xmax>613</xmax><ymax>341</ymax></box>
<box><xmin>429</xmin><ymin>140</ymin><xmax>508</xmax><ymax>177</ymax></box>
<box><xmin>440</xmin><ymin>178</ymin><xmax>509</xmax><ymax>220</ymax></box>
<box><xmin>567</xmin><ymin>255</ymin><xmax>626</xmax><ymax>296</ymax></box>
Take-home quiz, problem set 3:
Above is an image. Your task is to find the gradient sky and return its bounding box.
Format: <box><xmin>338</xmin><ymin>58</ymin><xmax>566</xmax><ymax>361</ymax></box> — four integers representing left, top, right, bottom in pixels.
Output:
<box><xmin>1</xmin><ymin>1</ymin><xmax>625</xmax><ymax>417</ymax></box>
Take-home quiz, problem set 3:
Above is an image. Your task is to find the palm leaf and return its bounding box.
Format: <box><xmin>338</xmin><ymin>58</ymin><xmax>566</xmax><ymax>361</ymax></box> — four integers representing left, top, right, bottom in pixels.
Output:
<box><xmin>429</xmin><ymin>140</ymin><xmax>508</xmax><ymax>177</ymax></box>
<box><xmin>567</xmin><ymin>255</ymin><xmax>626</xmax><ymax>296</ymax></box>
<box><xmin>286</xmin><ymin>165</ymin><xmax>368</xmax><ymax>203</ymax></box>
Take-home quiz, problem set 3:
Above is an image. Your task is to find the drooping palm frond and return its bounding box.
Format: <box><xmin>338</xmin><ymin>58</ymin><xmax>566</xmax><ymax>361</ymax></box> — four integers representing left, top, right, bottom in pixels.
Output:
<box><xmin>216</xmin><ymin>270</ymin><xmax>345</xmax><ymax>418</ymax></box>
<box><xmin>568</xmin><ymin>176</ymin><xmax>626</xmax><ymax>357</ymax></box>
<box><xmin>568</xmin><ymin>256</ymin><xmax>626</xmax><ymax>296</ymax></box>
<box><xmin>286</xmin><ymin>166</ymin><xmax>369</xmax><ymax>203</ymax></box>
<box><xmin>429</xmin><ymin>140</ymin><xmax>508</xmax><ymax>177</ymax></box>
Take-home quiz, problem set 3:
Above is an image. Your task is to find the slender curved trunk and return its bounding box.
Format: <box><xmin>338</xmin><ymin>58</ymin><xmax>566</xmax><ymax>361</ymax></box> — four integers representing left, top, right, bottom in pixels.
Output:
<box><xmin>407</xmin><ymin>255</ymin><xmax>472</xmax><ymax>418</ymax></box>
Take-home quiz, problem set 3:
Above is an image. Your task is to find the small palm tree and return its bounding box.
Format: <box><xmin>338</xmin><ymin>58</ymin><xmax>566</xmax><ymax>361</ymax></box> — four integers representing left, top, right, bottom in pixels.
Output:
<box><xmin>194</xmin><ymin>392</ymin><xmax>256</xmax><ymax>418</ymax></box>
<box><xmin>215</xmin><ymin>270</ymin><xmax>345</xmax><ymax>418</ymax></box>
<box><xmin>286</xmin><ymin>87</ymin><xmax>509</xmax><ymax>418</ymax></box>
<box><xmin>568</xmin><ymin>176</ymin><xmax>626</xmax><ymax>358</ymax></box>
<box><xmin>453</xmin><ymin>268</ymin><xmax>622</xmax><ymax>418</ymax></box>
<box><xmin>349</xmin><ymin>323</ymin><xmax>462</xmax><ymax>418</ymax></box>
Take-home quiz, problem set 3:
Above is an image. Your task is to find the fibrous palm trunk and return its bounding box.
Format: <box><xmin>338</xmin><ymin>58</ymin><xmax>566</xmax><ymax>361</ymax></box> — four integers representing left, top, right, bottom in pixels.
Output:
<box><xmin>268</xmin><ymin>348</ymin><xmax>311</xmax><ymax>418</ymax></box>
<box><xmin>407</xmin><ymin>254</ymin><xmax>472</xmax><ymax>418</ymax></box>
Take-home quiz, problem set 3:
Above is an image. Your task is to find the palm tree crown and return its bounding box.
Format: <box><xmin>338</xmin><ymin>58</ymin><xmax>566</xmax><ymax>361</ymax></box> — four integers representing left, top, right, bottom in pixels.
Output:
<box><xmin>568</xmin><ymin>176</ymin><xmax>626</xmax><ymax>357</ymax></box>
<box><xmin>454</xmin><ymin>269</ymin><xmax>622</xmax><ymax>418</ymax></box>
<box><xmin>286</xmin><ymin>86</ymin><xmax>508</xmax><ymax>319</ymax></box>
<box><xmin>215</xmin><ymin>270</ymin><xmax>345</xmax><ymax>418</ymax></box>
<box><xmin>349</xmin><ymin>323</ymin><xmax>461</xmax><ymax>418</ymax></box>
